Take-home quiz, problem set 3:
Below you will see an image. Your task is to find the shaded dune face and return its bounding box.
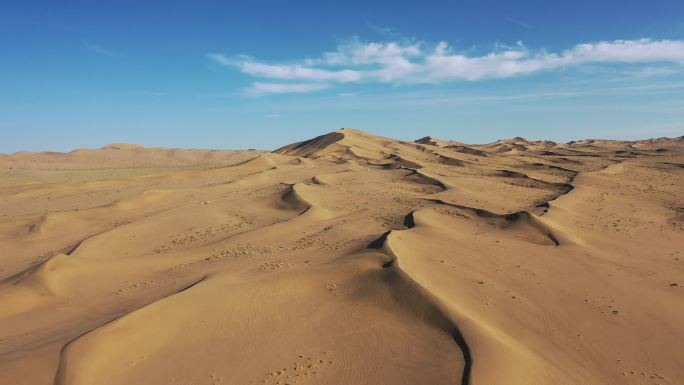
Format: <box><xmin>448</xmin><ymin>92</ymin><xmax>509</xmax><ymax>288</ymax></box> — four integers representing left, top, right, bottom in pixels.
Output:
<box><xmin>1</xmin><ymin>129</ymin><xmax>683</xmax><ymax>385</ymax></box>
<box><xmin>274</xmin><ymin>132</ymin><xmax>345</xmax><ymax>157</ymax></box>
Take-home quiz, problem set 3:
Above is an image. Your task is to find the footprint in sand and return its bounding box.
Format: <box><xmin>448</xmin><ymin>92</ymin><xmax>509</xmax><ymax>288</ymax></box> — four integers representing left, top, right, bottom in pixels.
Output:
<box><xmin>257</xmin><ymin>351</ymin><xmax>335</xmax><ymax>384</ymax></box>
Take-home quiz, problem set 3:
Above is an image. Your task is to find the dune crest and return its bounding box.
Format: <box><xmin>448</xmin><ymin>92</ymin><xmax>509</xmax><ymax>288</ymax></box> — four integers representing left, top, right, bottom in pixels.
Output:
<box><xmin>101</xmin><ymin>143</ymin><xmax>144</xmax><ymax>150</ymax></box>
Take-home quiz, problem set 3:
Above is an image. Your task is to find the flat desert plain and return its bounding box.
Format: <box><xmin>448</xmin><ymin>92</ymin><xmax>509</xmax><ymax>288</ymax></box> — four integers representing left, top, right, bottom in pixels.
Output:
<box><xmin>1</xmin><ymin>128</ymin><xmax>683</xmax><ymax>385</ymax></box>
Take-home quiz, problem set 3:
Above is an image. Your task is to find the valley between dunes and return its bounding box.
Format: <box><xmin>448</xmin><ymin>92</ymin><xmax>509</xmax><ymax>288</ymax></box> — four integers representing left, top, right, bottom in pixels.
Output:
<box><xmin>1</xmin><ymin>128</ymin><xmax>683</xmax><ymax>385</ymax></box>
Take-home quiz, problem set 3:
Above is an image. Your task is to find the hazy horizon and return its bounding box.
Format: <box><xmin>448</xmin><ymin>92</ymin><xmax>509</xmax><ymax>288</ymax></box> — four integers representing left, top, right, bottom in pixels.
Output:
<box><xmin>2</xmin><ymin>127</ymin><xmax>684</xmax><ymax>155</ymax></box>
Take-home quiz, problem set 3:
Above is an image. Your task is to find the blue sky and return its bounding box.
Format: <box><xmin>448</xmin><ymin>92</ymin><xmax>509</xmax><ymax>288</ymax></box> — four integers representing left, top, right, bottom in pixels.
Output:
<box><xmin>2</xmin><ymin>0</ymin><xmax>684</xmax><ymax>152</ymax></box>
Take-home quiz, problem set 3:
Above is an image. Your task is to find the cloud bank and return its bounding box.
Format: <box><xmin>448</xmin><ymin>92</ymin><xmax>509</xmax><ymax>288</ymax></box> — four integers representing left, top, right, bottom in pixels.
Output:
<box><xmin>208</xmin><ymin>38</ymin><xmax>684</xmax><ymax>95</ymax></box>
<box><xmin>246</xmin><ymin>82</ymin><xmax>330</xmax><ymax>96</ymax></box>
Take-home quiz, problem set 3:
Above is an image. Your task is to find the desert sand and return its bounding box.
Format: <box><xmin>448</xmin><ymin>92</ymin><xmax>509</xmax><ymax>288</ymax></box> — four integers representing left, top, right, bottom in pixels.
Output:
<box><xmin>0</xmin><ymin>129</ymin><xmax>683</xmax><ymax>385</ymax></box>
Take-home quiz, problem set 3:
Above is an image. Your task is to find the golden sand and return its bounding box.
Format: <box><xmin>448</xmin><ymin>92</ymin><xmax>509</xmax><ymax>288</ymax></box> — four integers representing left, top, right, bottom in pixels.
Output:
<box><xmin>1</xmin><ymin>129</ymin><xmax>682</xmax><ymax>385</ymax></box>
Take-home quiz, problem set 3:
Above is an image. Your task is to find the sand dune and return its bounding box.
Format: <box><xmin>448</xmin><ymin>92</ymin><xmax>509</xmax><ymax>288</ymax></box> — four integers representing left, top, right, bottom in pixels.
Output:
<box><xmin>1</xmin><ymin>129</ymin><xmax>683</xmax><ymax>385</ymax></box>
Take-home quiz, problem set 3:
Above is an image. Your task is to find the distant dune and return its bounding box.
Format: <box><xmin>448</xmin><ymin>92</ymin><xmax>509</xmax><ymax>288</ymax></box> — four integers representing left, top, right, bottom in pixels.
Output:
<box><xmin>101</xmin><ymin>143</ymin><xmax>145</xmax><ymax>150</ymax></box>
<box><xmin>1</xmin><ymin>128</ymin><xmax>683</xmax><ymax>385</ymax></box>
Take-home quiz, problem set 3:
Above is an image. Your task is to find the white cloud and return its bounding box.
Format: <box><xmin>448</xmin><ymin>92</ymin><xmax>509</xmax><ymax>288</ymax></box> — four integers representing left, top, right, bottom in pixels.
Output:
<box><xmin>421</xmin><ymin>39</ymin><xmax>684</xmax><ymax>81</ymax></box>
<box><xmin>240</xmin><ymin>62</ymin><xmax>360</xmax><ymax>82</ymax></box>
<box><xmin>246</xmin><ymin>82</ymin><xmax>330</xmax><ymax>96</ymax></box>
<box><xmin>322</xmin><ymin>40</ymin><xmax>422</xmax><ymax>66</ymax></box>
<box><xmin>565</xmin><ymin>39</ymin><xmax>684</xmax><ymax>64</ymax></box>
<box><xmin>210</xmin><ymin>38</ymin><xmax>684</xmax><ymax>93</ymax></box>
<box><xmin>624</xmin><ymin>67</ymin><xmax>678</xmax><ymax>78</ymax></box>
<box><xmin>208</xmin><ymin>53</ymin><xmax>361</xmax><ymax>82</ymax></box>
<box><xmin>311</xmin><ymin>40</ymin><xmax>422</xmax><ymax>81</ymax></box>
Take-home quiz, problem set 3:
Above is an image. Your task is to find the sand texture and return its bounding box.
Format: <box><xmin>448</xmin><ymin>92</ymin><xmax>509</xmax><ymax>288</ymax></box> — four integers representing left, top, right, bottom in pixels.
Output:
<box><xmin>1</xmin><ymin>129</ymin><xmax>683</xmax><ymax>385</ymax></box>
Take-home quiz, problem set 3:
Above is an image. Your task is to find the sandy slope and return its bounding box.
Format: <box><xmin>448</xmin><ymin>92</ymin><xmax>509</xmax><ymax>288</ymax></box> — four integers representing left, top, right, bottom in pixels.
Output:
<box><xmin>1</xmin><ymin>129</ymin><xmax>683</xmax><ymax>385</ymax></box>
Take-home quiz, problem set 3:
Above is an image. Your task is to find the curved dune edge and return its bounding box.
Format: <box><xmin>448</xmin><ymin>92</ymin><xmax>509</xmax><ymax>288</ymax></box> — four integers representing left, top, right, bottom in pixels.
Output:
<box><xmin>281</xmin><ymin>182</ymin><xmax>337</xmax><ymax>220</ymax></box>
<box><xmin>49</xmin><ymin>251</ymin><xmax>465</xmax><ymax>385</ymax></box>
<box><xmin>367</xmin><ymin>227</ymin><xmax>473</xmax><ymax>385</ymax></box>
<box><xmin>377</xmin><ymin>210</ymin><xmax>572</xmax><ymax>385</ymax></box>
<box><xmin>370</xmin><ymin>206</ymin><xmax>580</xmax><ymax>385</ymax></box>
<box><xmin>53</xmin><ymin>275</ymin><xmax>208</xmax><ymax>385</ymax></box>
